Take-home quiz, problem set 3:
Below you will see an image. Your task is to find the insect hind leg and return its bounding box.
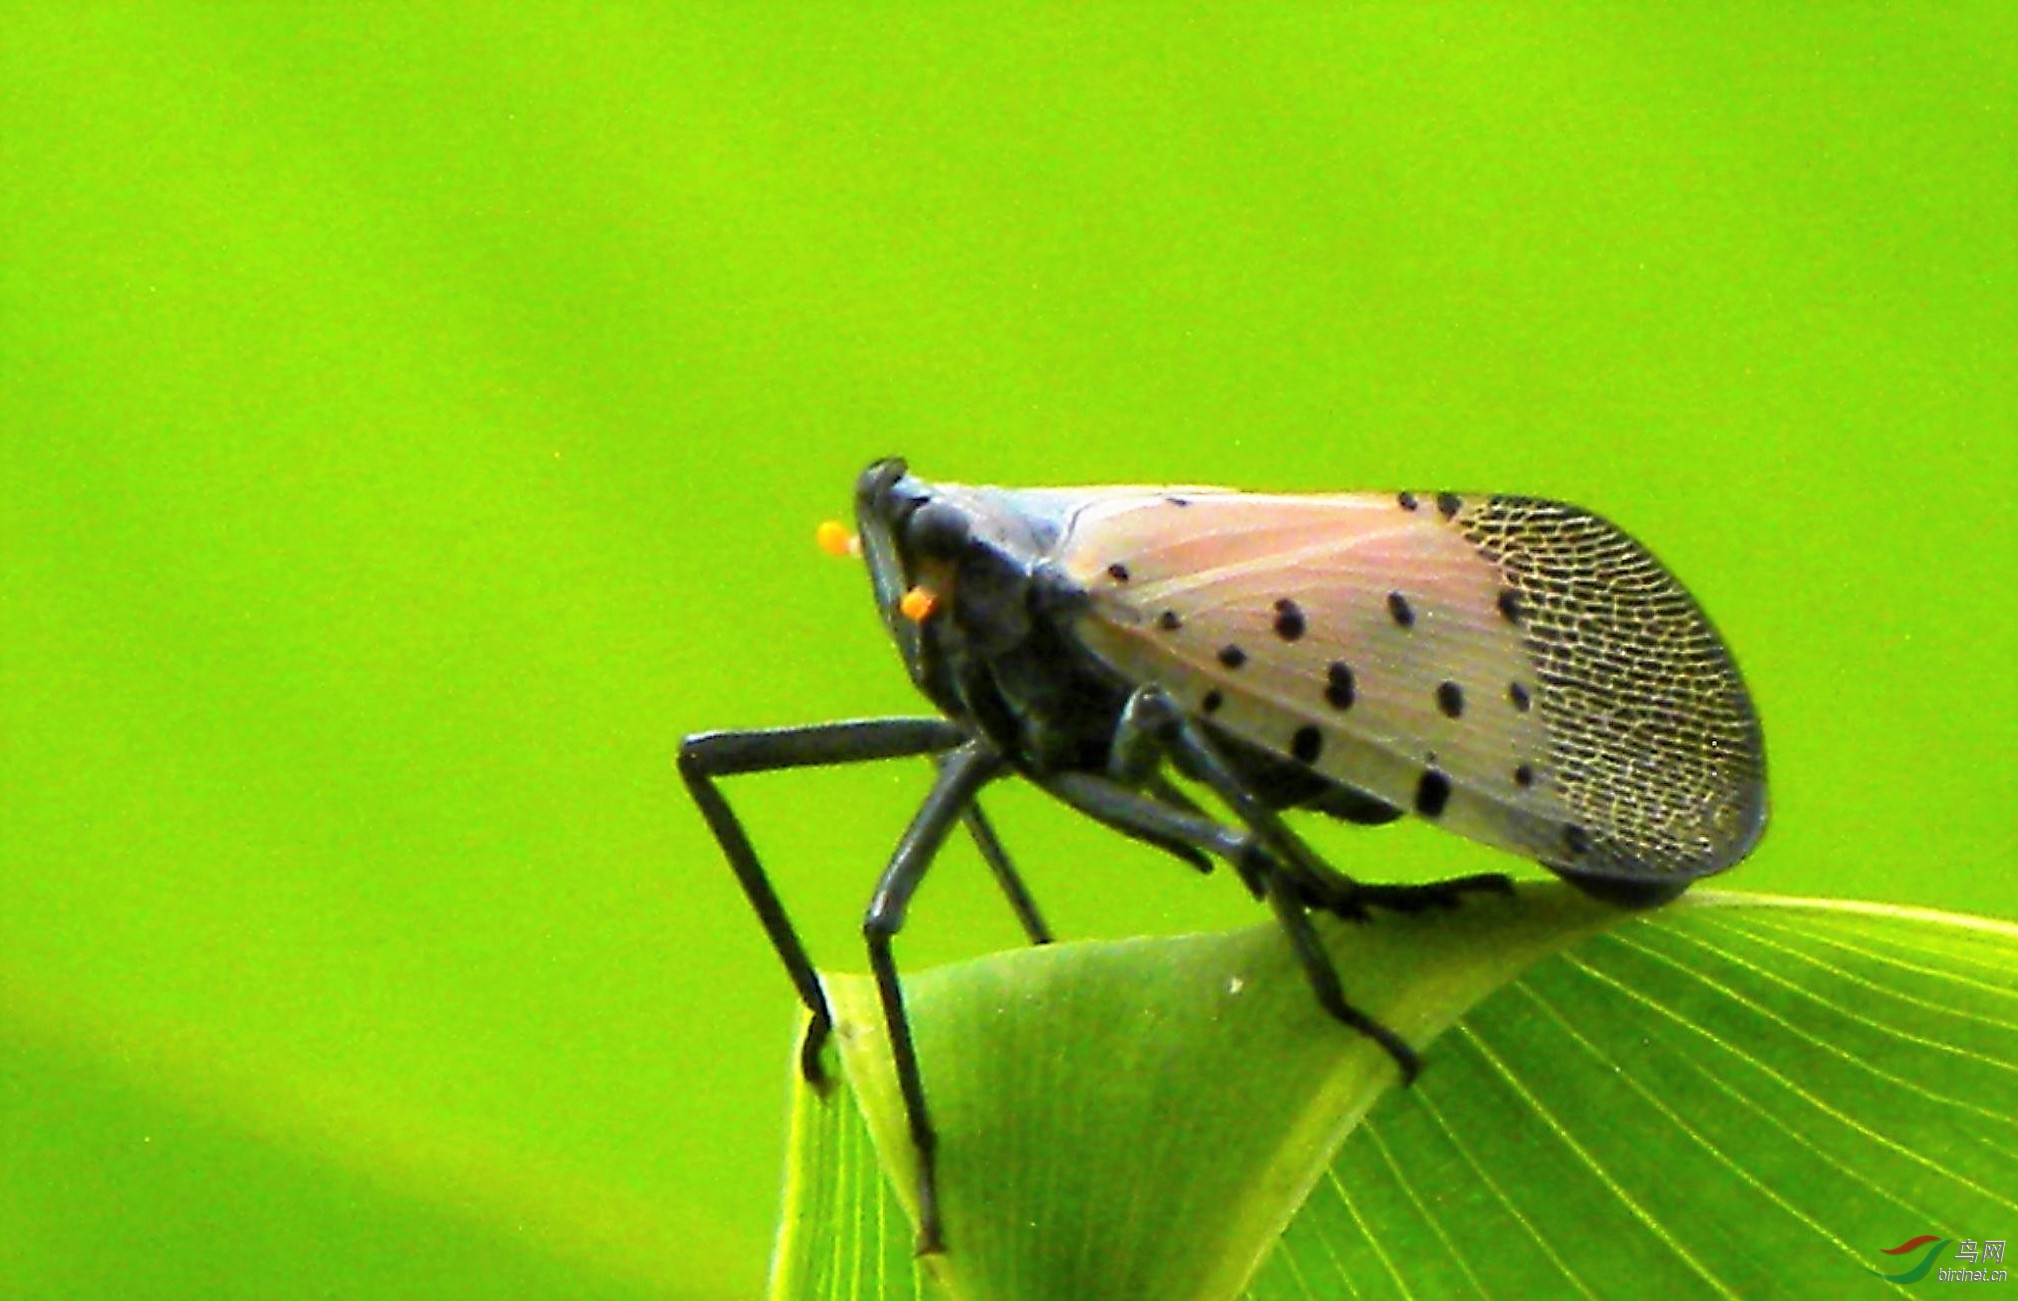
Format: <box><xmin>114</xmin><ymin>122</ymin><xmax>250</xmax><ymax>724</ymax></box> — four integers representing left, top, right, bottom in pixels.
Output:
<box><xmin>1107</xmin><ymin>686</ymin><xmax>1365</xmax><ymax>912</ymax></box>
<box><xmin>1039</xmin><ymin>769</ymin><xmax>1279</xmax><ymax>900</ymax></box>
<box><xmin>1349</xmin><ymin>874</ymin><xmax>1516</xmax><ymax>915</ymax></box>
<box><xmin>1099</xmin><ymin>685</ymin><xmax>1456</xmax><ymax>1078</ymax></box>
<box><xmin>1261</xmin><ymin>866</ymin><xmax>1422</xmax><ymax>1084</ymax></box>
<box><xmin>1113</xmin><ymin>687</ymin><xmax>1514</xmax><ymax>920</ymax></box>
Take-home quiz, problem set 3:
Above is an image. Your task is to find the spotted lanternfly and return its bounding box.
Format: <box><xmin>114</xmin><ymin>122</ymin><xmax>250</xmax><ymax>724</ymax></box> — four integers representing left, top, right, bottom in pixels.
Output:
<box><xmin>680</xmin><ymin>457</ymin><xmax>1767</xmax><ymax>1254</ymax></box>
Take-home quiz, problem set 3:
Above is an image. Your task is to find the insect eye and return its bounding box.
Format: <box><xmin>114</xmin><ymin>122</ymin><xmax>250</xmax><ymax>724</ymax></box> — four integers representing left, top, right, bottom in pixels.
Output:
<box><xmin>906</xmin><ymin>500</ymin><xmax>972</xmax><ymax>560</ymax></box>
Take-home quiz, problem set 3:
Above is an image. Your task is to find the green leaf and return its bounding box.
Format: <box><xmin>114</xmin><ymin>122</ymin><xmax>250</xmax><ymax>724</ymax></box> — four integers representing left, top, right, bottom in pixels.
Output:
<box><xmin>1246</xmin><ymin>894</ymin><xmax>2018</xmax><ymax>1299</ymax></box>
<box><xmin>769</xmin><ymin>888</ymin><xmax>2018</xmax><ymax>1300</ymax></box>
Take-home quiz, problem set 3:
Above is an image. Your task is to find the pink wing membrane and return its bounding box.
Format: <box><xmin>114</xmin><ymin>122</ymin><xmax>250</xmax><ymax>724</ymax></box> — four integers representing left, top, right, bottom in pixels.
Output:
<box><xmin>1057</xmin><ymin>492</ymin><xmax>1595</xmax><ymax>871</ymax></box>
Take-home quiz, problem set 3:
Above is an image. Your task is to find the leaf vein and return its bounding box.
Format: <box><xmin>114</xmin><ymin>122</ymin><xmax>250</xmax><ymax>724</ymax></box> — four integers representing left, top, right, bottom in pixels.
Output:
<box><xmin>1457</xmin><ymin>1021</ymin><xmax>1740</xmax><ymax>1298</ymax></box>
<box><xmin>1558</xmin><ymin>950</ymin><xmax>2018</xmax><ymax>1214</ymax></box>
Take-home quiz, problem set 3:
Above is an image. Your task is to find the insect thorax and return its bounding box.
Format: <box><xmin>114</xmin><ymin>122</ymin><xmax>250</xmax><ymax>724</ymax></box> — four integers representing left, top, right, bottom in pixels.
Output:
<box><xmin>926</xmin><ymin>556</ymin><xmax>1135</xmax><ymax>776</ymax></box>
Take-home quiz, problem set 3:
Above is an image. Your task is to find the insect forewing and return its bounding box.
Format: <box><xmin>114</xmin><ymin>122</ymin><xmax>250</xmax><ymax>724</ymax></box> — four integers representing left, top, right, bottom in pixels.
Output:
<box><xmin>1054</xmin><ymin>490</ymin><xmax>1766</xmax><ymax>886</ymax></box>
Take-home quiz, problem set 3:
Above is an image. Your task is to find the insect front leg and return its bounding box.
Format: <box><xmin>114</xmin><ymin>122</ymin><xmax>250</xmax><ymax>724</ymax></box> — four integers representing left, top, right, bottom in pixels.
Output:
<box><xmin>679</xmin><ymin>718</ymin><xmax>968</xmax><ymax>1085</ymax></box>
<box><xmin>862</xmin><ymin>742</ymin><xmax>1005</xmax><ymax>1256</ymax></box>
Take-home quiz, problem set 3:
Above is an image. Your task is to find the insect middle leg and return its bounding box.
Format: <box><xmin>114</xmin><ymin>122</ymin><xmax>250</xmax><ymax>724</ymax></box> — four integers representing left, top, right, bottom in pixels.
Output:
<box><xmin>863</xmin><ymin>742</ymin><xmax>1006</xmax><ymax>1255</ymax></box>
<box><xmin>679</xmin><ymin>717</ymin><xmax>967</xmax><ymax>1084</ymax></box>
<box><xmin>960</xmin><ymin>800</ymin><xmax>1053</xmax><ymax>945</ymax></box>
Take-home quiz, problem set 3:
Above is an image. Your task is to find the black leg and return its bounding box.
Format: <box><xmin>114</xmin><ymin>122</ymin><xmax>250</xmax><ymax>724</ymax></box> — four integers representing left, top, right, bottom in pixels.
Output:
<box><xmin>1110</xmin><ymin>688</ymin><xmax>1365</xmax><ymax>913</ymax></box>
<box><xmin>1020</xmin><ymin>765</ymin><xmax>1216</xmax><ymax>879</ymax></box>
<box><xmin>679</xmin><ymin>718</ymin><xmax>968</xmax><ymax>1085</ymax></box>
<box><xmin>1042</xmin><ymin>769</ymin><xmax>1272</xmax><ymax>895</ymax></box>
<box><xmin>1259</xmin><ymin>865</ymin><xmax>1422</xmax><ymax>1084</ymax></box>
<box><xmin>1351</xmin><ymin>874</ymin><xmax>1515</xmax><ymax>913</ymax></box>
<box><xmin>961</xmin><ymin>800</ymin><xmax>1053</xmax><ymax>945</ymax></box>
<box><xmin>863</xmin><ymin>742</ymin><xmax>1005</xmax><ymax>1255</ymax></box>
<box><xmin>1091</xmin><ymin>685</ymin><xmax>1452</xmax><ymax>1079</ymax></box>
<box><xmin>1117</xmin><ymin>689</ymin><xmax>1519</xmax><ymax>916</ymax></box>
<box><xmin>1144</xmin><ymin>772</ymin><xmax>1213</xmax><ymax>823</ymax></box>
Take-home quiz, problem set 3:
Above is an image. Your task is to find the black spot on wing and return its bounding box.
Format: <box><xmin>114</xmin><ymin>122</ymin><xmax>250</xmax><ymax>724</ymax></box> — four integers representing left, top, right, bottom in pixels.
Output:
<box><xmin>1324</xmin><ymin>661</ymin><xmax>1355</xmax><ymax>710</ymax></box>
<box><xmin>1415</xmin><ymin>769</ymin><xmax>1452</xmax><ymax>818</ymax></box>
<box><xmin>1272</xmin><ymin>598</ymin><xmax>1306</xmax><ymax>642</ymax></box>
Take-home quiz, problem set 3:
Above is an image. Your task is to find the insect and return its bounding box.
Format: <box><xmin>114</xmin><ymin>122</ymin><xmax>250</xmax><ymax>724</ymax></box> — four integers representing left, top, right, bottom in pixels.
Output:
<box><xmin>680</xmin><ymin>457</ymin><xmax>1767</xmax><ymax>1254</ymax></box>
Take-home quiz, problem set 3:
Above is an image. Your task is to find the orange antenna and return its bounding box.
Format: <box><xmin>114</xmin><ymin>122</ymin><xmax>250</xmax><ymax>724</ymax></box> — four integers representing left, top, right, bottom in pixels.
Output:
<box><xmin>816</xmin><ymin>520</ymin><xmax>860</xmax><ymax>558</ymax></box>
<box><xmin>899</xmin><ymin>586</ymin><xmax>938</xmax><ymax>622</ymax></box>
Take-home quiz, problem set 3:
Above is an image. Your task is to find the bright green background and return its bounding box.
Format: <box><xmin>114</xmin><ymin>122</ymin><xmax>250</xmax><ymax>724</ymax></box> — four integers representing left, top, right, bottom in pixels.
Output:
<box><xmin>2</xmin><ymin>8</ymin><xmax>2011</xmax><ymax>1299</ymax></box>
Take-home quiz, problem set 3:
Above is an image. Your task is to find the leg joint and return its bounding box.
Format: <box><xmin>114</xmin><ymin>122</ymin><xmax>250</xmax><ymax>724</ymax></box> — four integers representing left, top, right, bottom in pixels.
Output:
<box><xmin>675</xmin><ymin>735</ymin><xmax>714</xmax><ymax>777</ymax></box>
<box><xmin>1121</xmin><ymin>682</ymin><xmax>1186</xmax><ymax>733</ymax></box>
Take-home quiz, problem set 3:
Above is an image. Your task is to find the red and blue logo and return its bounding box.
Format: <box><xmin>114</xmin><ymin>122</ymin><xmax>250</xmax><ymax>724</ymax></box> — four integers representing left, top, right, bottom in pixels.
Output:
<box><xmin>1867</xmin><ymin>1236</ymin><xmax>1947</xmax><ymax>1283</ymax></box>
